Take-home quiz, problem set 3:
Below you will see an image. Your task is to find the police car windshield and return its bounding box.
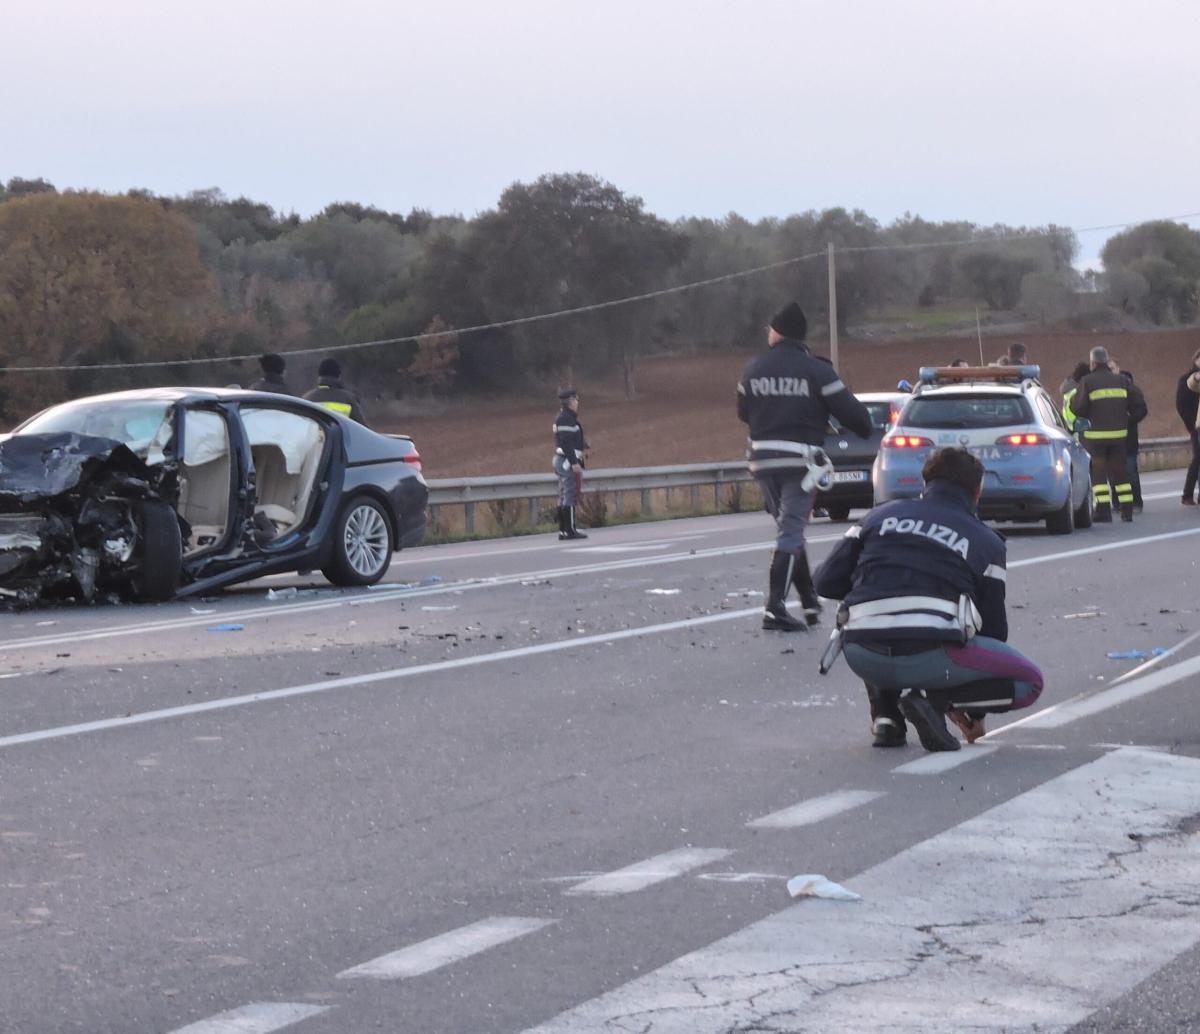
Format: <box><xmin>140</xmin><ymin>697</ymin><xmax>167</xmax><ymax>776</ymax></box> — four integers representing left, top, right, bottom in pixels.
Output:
<box><xmin>901</xmin><ymin>394</ymin><xmax>1033</xmax><ymax>429</ymax></box>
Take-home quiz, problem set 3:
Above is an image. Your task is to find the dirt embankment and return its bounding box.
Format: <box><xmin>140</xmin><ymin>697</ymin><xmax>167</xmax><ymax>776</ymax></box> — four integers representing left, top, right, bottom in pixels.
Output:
<box><xmin>390</xmin><ymin>329</ymin><xmax>1200</xmax><ymax>478</ymax></box>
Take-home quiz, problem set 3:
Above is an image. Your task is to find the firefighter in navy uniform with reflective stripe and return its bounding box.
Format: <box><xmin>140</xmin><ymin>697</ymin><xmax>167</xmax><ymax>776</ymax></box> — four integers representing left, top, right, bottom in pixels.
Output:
<box><xmin>552</xmin><ymin>387</ymin><xmax>588</xmax><ymax>540</ymax></box>
<box><xmin>303</xmin><ymin>358</ymin><xmax>369</xmax><ymax>427</ymax></box>
<box><xmin>814</xmin><ymin>448</ymin><xmax>1044</xmax><ymax>751</ymax></box>
<box><xmin>737</xmin><ymin>302</ymin><xmax>873</xmax><ymax>632</ymax></box>
<box><xmin>1068</xmin><ymin>346</ymin><xmax>1147</xmax><ymax>522</ymax></box>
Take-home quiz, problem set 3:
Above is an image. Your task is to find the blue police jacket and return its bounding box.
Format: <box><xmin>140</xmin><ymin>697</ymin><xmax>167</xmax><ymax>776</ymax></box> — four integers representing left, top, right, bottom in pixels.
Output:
<box><xmin>813</xmin><ymin>480</ymin><xmax>1008</xmax><ymax>644</ymax></box>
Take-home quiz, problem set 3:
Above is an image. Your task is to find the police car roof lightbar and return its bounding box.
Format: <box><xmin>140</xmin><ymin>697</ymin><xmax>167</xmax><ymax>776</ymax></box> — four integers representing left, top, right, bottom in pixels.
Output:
<box><xmin>917</xmin><ymin>365</ymin><xmax>1040</xmax><ymax>384</ymax></box>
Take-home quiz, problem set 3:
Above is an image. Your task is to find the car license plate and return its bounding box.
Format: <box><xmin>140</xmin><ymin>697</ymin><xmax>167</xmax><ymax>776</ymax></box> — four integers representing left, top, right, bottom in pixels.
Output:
<box><xmin>831</xmin><ymin>471</ymin><xmax>868</xmax><ymax>483</ymax></box>
<box><xmin>969</xmin><ymin>446</ymin><xmax>1002</xmax><ymax>461</ymax></box>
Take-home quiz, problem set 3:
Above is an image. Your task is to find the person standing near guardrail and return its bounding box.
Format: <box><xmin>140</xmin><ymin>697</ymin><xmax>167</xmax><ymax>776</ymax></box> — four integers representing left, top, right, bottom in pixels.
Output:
<box><xmin>1176</xmin><ymin>348</ymin><xmax>1200</xmax><ymax>505</ymax></box>
<box><xmin>248</xmin><ymin>352</ymin><xmax>297</xmax><ymax>395</ymax></box>
<box><xmin>553</xmin><ymin>387</ymin><xmax>588</xmax><ymax>540</ymax></box>
<box><xmin>1068</xmin><ymin>346</ymin><xmax>1146</xmax><ymax>522</ymax></box>
<box><xmin>737</xmin><ymin>302</ymin><xmax>872</xmax><ymax>632</ymax></box>
<box><xmin>304</xmin><ymin>358</ymin><xmax>369</xmax><ymax>427</ymax></box>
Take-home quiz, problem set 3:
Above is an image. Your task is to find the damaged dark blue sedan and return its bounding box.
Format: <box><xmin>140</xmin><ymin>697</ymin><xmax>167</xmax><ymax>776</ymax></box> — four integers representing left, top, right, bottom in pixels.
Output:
<box><xmin>0</xmin><ymin>388</ymin><xmax>427</xmax><ymax>605</ymax></box>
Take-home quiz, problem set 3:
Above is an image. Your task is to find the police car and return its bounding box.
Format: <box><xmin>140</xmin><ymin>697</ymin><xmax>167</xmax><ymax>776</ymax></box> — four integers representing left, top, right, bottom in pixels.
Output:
<box><xmin>872</xmin><ymin>365</ymin><xmax>1093</xmax><ymax>534</ymax></box>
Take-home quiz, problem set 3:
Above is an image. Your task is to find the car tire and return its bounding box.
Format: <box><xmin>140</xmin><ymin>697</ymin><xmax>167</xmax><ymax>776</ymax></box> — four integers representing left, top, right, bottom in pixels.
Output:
<box><xmin>824</xmin><ymin>504</ymin><xmax>851</xmax><ymax>522</ymax></box>
<box><xmin>135</xmin><ymin>500</ymin><xmax>182</xmax><ymax>601</ymax></box>
<box><xmin>322</xmin><ymin>494</ymin><xmax>394</xmax><ymax>586</ymax></box>
<box><xmin>1074</xmin><ymin>481</ymin><xmax>1094</xmax><ymax>529</ymax></box>
<box><xmin>1045</xmin><ymin>492</ymin><xmax>1075</xmax><ymax>536</ymax></box>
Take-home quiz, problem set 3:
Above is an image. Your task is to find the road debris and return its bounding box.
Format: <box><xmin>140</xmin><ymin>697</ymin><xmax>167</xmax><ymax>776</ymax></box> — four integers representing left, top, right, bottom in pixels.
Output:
<box><xmin>206</xmin><ymin>623</ymin><xmax>245</xmax><ymax>632</ymax></box>
<box><xmin>787</xmin><ymin>874</ymin><xmax>861</xmax><ymax>901</ymax></box>
<box><xmin>645</xmin><ymin>588</ymin><xmax>681</xmax><ymax>595</ymax></box>
<box><xmin>266</xmin><ymin>586</ymin><xmax>299</xmax><ymax>600</ymax></box>
<box><xmin>189</xmin><ymin>607</ymin><xmax>216</xmax><ymax>615</ymax></box>
<box><xmin>1106</xmin><ymin>648</ymin><xmax>1168</xmax><ymax>661</ymax></box>
<box><xmin>421</xmin><ymin>605</ymin><xmax>458</xmax><ymax>612</ymax></box>
<box><xmin>1064</xmin><ymin>611</ymin><xmax>1104</xmax><ymax>620</ymax></box>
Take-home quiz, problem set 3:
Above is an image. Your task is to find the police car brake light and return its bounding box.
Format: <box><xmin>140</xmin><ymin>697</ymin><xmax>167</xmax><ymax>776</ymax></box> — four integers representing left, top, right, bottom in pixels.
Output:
<box><xmin>998</xmin><ymin>433</ymin><xmax>1050</xmax><ymax>446</ymax></box>
<box><xmin>883</xmin><ymin>434</ymin><xmax>934</xmax><ymax>448</ymax></box>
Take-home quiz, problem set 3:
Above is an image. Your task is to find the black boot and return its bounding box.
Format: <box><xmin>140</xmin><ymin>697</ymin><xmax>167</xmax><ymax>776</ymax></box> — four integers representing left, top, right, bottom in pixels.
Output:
<box><xmin>1120</xmin><ymin>502</ymin><xmax>1134</xmax><ymax>522</ymax></box>
<box><xmin>556</xmin><ymin>506</ymin><xmax>569</xmax><ymax>539</ymax></box>
<box><xmin>790</xmin><ymin>550</ymin><xmax>822</xmax><ymax>627</ymax></box>
<box><xmin>899</xmin><ymin>689</ymin><xmax>960</xmax><ymax>752</ymax></box>
<box><xmin>1094</xmin><ymin>502</ymin><xmax>1113</xmax><ymax>523</ymax></box>
<box><xmin>562</xmin><ymin>505</ymin><xmax>588</xmax><ymax>540</ymax></box>
<box><xmin>763</xmin><ymin>551</ymin><xmax>806</xmax><ymax>632</ymax></box>
<box><xmin>867</xmin><ymin>684</ymin><xmax>906</xmax><ymax>747</ymax></box>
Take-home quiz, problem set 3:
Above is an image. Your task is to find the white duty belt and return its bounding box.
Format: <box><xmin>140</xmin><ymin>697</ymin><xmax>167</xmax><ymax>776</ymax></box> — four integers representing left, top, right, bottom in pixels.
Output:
<box><xmin>748</xmin><ymin>440</ymin><xmax>835</xmax><ymax>490</ymax></box>
<box><xmin>843</xmin><ymin>594</ymin><xmax>981</xmax><ymax>641</ymax></box>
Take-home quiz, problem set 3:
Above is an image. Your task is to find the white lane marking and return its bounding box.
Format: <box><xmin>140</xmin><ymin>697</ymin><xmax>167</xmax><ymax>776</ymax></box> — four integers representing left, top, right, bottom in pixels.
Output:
<box><xmin>562</xmin><ymin>848</ymin><xmax>732</xmax><ymax>897</ymax></box>
<box><xmin>1006</xmin><ymin>525</ymin><xmax>1200</xmax><ymax>569</ymax></box>
<box><xmin>11</xmin><ymin>521</ymin><xmax>1199</xmax><ymax>656</ymax></box>
<box><xmin>568</xmin><ymin>543</ymin><xmax>676</xmax><ymax>553</ymax></box>
<box><xmin>521</xmin><ymin>749</ymin><xmax>1200</xmax><ymax>1033</ymax></box>
<box><xmin>988</xmin><ymin>652</ymin><xmax>1200</xmax><ymax>733</ymax></box>
<box><xmin>0</xmin><ymin>537</ymin><xmax>793</xmax><ymax>653</ymax></box>
<box><xmin>891</xmin><ymin>745</ymin><xmax>998</xmax><ymax>774</ymax></box>
<box><xmin>746</xmin><ymin>790</ymin><xmax>885</xmax><ymax>829</ymax></box>
<box><xmin>9</xmin><ymin>519</ymin><xmax>1200</xmax><ymax>748</ymax></box>
<box><xmin>390</xmin><ymin>531</ymin><xmax>710</xmax><ymax>565</ymax></box>
<box><xmin>337</xmin><ymin>917</ymin><xmax>554</xmax><ymax>980</ymax></box>
<box><xmin>166</xmin><ymin>1002</ymin><xmax>328</xmax><ymax>1034</ymax></box>
<box><xmin>0</xmin><ymin>607</ymin><xmax>763</xmax><ymax>749</ymax></box>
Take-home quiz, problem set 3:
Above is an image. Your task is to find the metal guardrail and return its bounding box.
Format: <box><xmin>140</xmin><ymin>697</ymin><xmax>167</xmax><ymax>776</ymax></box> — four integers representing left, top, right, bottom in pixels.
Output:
<box><xmin>425</xmin><ymin>439</ymin><xmax>1193</xmax><ymax>534</ymax></box>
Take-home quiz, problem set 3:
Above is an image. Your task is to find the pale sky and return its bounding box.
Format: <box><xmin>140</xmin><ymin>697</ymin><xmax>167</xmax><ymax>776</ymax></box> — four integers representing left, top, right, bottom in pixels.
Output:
<box><xmin>5</xmin><ymin>0</ymin><xmax>1198</xmax><ymax>268</ymax></box>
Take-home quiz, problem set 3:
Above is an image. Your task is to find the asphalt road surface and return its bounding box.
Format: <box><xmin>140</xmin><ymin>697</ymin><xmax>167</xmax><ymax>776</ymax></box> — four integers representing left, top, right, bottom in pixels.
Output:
<box><xmin>2</xmin><ymin>468</ymin><xmax>1199</xmax><ymax>1034</ymax></box>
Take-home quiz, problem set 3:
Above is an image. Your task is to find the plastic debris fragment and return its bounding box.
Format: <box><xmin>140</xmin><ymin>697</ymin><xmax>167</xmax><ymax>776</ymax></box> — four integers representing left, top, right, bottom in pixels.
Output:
<box><xmin>646</xmin><ymin>588</ymin><xmax>681</xmax><ymax>595</ymax></box>
<box><xmin>787</xmin><ymin>874</ymin><xmax>861</xmax><ymax>901</ymax></box>
<box><xmin>266</xmin><ymin>587</ymin><xmax>299</xmax><ymax>600</ymax></box>
<box><xmin>207</xmin><ymin>623</ymin><xmax>245</xmax><ymax>632</ymax></box>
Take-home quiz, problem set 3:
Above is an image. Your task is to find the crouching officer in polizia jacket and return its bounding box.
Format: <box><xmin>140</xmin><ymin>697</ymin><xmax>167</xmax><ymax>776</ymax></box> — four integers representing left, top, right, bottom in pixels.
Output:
<box><xmin>813</xmin><ymin>447</ymin><xmax>1044</xmax><ymax>752</ymax></box>
<box><xmin>1068</xmin><ymin>345</ymin><xmax>1147</xmax><ymax>522</ymax></box>
<box><xmin>737</xmin><ymin>302</ymin><xmax>872</xmax><ymax>632</ymax></box>
<box><xmin>553</xmin><ymin>387</ymin><xmax>588</xmax><ymax>540</ymax></box>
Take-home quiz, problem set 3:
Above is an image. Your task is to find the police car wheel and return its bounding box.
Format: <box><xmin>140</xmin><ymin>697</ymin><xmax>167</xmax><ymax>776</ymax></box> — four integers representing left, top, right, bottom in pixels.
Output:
<box><xmin>322</xmin><ymin>495</ymin><xmax>394</xmax><ymax>586</ymax></box>
<box><xmin>1074</xmin><ymin>481</ymin><xmax>1094</xmax><ymax>529</ymax></box>
<box><xmin>824</xmin><ymin>504</ymin><xmax>851</xmax><ymax>522</ymax></box>
<box><xmin>1045</xmin><ymin>493</ymin><xmax>1075</xmax><ymax>536</ymax></box>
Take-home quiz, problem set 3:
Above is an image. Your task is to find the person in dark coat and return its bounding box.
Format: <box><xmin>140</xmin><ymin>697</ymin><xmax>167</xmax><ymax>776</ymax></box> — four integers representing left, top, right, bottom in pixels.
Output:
<box><xmin>303</xmin><ymin>358</ymin><xmax>369</xmax><ymax>426</ymax></box>
<box><xmin>1176</xmin><ymin>348</ymin><xmax>1200</xmax><ymax>505</ymax></box>
<box><xmin>248</xmin><ymin>353</ymin><xmax>297</xmax><ymax>395</ymax></box>
<box><xmin>737</xmin><ymin>301</ymin><xmax>872</xmax><ymax>632</ymax></box>
<box><xmin>552</xmin><ymin>387</ymin><xmax>588</xmax><ymax>540</ymax></box>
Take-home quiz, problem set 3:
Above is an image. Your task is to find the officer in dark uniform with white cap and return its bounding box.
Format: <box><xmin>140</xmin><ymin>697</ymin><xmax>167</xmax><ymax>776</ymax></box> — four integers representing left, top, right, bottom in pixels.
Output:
<box><xmin>738</xmin><ymin>302</ymin><xmax>872</xmax><ymax>631</ymax></box>
<box><xmin>553</xmin><ymin>387</ymin><xmax>588</xmax><ymax>540</ymax></box>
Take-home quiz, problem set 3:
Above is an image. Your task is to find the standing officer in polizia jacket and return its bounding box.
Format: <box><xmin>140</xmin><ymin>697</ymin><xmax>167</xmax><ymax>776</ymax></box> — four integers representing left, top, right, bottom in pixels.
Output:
<box><xmin>553</xmin><ymin>387</ymin><xmax>588</xmax><ymax>540</ymax></box>
<box><xmin>1068</xmin><ymin>345</ymin><xmax>1147</xmax><ymax>522</ymax></box>
<box><xmin>737</xmin><ymin>302</ymin><xmax>872</xmax><ymax>632</ymax></box>
<box><xmin>814</xmin><ymin>447</ymin><xmax>1044</xmax><ymax>751</ymax></box>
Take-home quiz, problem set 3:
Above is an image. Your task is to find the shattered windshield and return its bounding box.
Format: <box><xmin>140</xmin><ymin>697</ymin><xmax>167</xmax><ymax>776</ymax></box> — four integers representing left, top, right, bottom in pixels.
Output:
<box><xmin>20</xmin><ymin>400</ymin><xmax>175</xmax><ymax>462</ymax></box>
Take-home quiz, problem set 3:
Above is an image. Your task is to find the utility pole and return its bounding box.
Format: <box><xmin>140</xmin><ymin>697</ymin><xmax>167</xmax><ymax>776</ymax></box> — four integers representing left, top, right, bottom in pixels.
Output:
<box><xmin>827</xmin><ymin>241</ymin><xmax>839</xmax><ymax>369</ymax></box>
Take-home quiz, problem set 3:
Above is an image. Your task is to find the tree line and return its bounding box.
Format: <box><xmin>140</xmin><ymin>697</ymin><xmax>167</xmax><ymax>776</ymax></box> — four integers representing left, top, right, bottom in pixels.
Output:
<box><xmin>1</xmin><ymin>172</ymin><xmax>1197</xmax><ymax>422</ymax></box>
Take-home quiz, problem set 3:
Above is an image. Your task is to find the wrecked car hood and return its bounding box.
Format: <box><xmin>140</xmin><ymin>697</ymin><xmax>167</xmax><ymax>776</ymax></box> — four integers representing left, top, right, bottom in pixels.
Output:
<box><xmin>1</xmin><ymin>432</ymin><xmax>171</xmax><ymax>605</ymax></box>
<box><xmin>0</xmin><ymin>432</ymin><xmax>152</xmax><ymax>507</ymax></box>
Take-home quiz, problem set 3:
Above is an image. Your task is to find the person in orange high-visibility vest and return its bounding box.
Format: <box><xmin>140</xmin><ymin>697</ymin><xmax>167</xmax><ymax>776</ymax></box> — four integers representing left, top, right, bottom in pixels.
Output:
<box><xmin>303</xmin><ymin>358</ymin><xmax>369</xmax><ymax>427</ymax></box>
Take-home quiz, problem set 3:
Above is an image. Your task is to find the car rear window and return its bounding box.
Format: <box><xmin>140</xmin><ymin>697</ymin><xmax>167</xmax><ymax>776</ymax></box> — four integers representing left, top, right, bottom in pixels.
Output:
<box><xmin>901</xmin><ymin>394</ymin><xmax>1032</xmax><ymax>429</ymax></box>
<box><xmin>829</xmin><ymin>401</ymin><xmax>895</xmax><ymax>433</ymax></box>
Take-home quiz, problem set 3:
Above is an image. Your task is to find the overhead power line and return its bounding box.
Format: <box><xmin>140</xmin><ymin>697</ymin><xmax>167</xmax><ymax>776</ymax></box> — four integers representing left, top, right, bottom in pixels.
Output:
<box><xmin>3</xmin><ymin>209</ymin><xmax>1198</xmax><ymax>375</ymax></box>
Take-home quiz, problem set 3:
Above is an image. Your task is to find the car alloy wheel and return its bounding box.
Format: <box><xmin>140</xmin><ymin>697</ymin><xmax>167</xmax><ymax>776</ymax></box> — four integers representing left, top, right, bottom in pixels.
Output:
<box><xmin>343</xmin><ymin>502</ymin><xmax>391</xmax><ymax>578</ymax></box>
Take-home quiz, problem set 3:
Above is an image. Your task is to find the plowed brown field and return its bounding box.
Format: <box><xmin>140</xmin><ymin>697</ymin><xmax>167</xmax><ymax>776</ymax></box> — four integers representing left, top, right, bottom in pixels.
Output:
<box><xmin>392</xmin><ymin>329</ymin><xmax>1200</xmax><ymax>478</ymax></box>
